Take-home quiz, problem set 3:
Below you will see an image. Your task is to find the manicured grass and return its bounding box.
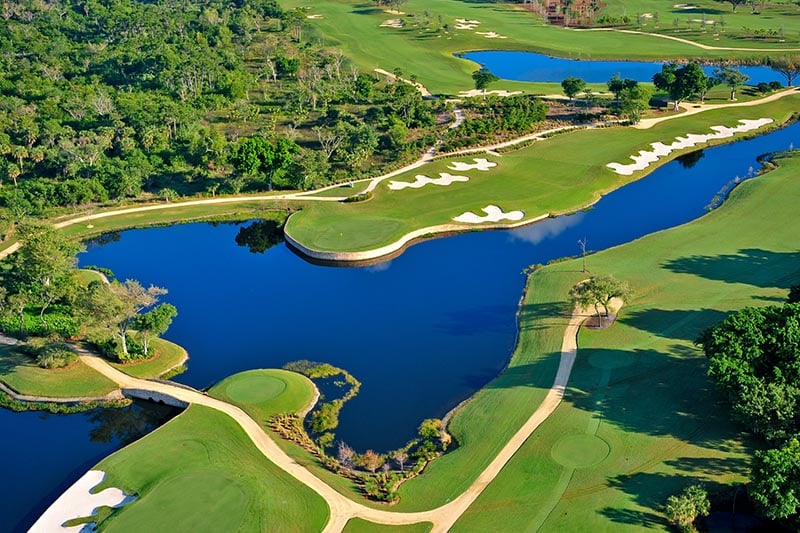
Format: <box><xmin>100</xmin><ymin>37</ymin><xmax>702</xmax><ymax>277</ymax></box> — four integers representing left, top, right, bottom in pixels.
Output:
<box><xmin>208</xmin><ymin>369</ymin><xmax>317</xmax><ymax>420</ymax></box>
<box><xmin>448</xmin><ymin>153</ymin><xmax>800</xmax><ymax>529</ymax></box>
<box><xmin>286</xmin><ymin>94</ymin><xmax>800</xmax><ymax>254</ymax></box>
<box><xmin>280</xmin><ymin>0</ymin><xmax>800</xmax><ymax>95</ymax></box>
<box><xmin>343</xmin><ymin>518</ymin><xmax>433</xmax><ymax>533</ymax></box>
<box><xmin>109</xmin><ymin>338</ymin><xmax>188</xmax><ymax>379</ymax></box>
<box><xmin>73</xmin><ymin>269</ymin><xmax>107</xmax><ymax>286</ymax></box>
<box><xmin>0</xmin><ymin>344</ymin><xmax>117</xmax><ymax>398</ymax></box>
<box><xmin>96</xmin><ymin>405</ymin><xmax>329</xmax><ymax>532</ymax></box>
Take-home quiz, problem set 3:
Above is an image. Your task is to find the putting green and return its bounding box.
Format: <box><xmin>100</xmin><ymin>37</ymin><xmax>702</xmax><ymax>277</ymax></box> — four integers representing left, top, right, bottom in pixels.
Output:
<box><xmin>106</xmin><ymin>471</ymin><xmax>249</xmax><ymax>531</ymax></box>
<box><xmin>550</xmin><ymin>435</ymin><xmax>611</xmax><ymax>468</ymax></box>
<box><xmin>588</xmin><ymin>350</ymin><xmax>636</xmax><ymax>369</ymax></box>
<box><xmin>225</xmin><ymin>374</ymin><xmax>286</xmax><ymax>404</ymax></box>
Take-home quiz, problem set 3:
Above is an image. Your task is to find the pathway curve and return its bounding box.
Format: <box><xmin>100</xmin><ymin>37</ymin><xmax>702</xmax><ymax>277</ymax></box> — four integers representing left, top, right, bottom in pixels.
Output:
<box><xmin>70</xmin><ymin>300</ymin><xmax>621</xmax><ymax>532</ymax></box>
<box><xmin>635</xmin><ymin>86</ymin><xmax>799</xmax><ymax>129</ymax></box>
<box><xmin>574</xmin><ymin>27</ymin><xmax>800</xmax><ymax>52</ymax></box>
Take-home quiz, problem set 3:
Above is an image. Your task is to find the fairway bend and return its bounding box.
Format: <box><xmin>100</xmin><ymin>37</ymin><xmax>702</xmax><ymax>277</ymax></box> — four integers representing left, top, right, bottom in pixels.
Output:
<box><xmin>72</xmin><ymin>299</ymin><xmax>623</xmax><ymax>532</ymax></box>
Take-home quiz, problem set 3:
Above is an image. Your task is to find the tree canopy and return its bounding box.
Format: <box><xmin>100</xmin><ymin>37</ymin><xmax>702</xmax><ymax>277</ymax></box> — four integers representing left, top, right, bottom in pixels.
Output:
<box><xmin>561</xmin><ymin>77</ymin><xmax>587</xmax><ymax>101</ymax></box>
<box><xmin>653</xmin><ymin>63</ymin><xmax>710</xmax><ymax>110</ymax></box>
<box><xmin>569</xmin><ymin>275</ymin><xmax>631</xmax><ymax>325</ymax></box>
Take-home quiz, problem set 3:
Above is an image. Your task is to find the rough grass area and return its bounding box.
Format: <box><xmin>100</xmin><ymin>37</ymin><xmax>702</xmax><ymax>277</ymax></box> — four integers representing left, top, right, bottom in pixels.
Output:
<box><xmin>109</xmin><ymin>338</ymin><xmax>187</xmax><ymax>380</ymax></box>
<box><xmin>95</xmin><ymin>405</ymin><xmax>329</xmax><ymax>532</ymax></box>
<box><xmin>286</xmin><ymin>95</ymin><xmax>799</xmax><ymax>254</ymax></box>
<box><xmin>343</xmin><ymin>518</ymin><xmax>433</xmax><ymax>532</ymax></box>
<box><xmin>281</xmin><ymin>0</ymin><xmax>800</xmax><ymax>95</ymax></box>
<box><xmin>0</xmin><ymin>344</ymin><xmax>117</xmax><ymax>398</ymax></box>
<box><xmin>447</xmin><ymin>153</ymin><xmax>800</xmax><ymax>529</ymax></box>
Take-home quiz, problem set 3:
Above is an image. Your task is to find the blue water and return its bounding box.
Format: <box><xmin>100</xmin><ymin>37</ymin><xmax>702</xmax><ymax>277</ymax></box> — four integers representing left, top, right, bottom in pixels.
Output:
<box><xmin>4</xmin><ymin>120</ymin><xmax>799</xmax><ymax>530</ymax></box>
<box><xmin>462</xmin><ymin>51</ymin><xmax>783</xmax><ymax>84</ymax></box>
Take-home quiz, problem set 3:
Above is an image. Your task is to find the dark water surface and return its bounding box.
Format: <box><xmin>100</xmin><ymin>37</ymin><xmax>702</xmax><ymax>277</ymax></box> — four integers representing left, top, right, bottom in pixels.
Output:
<box><xmin>5</xmin><ymin>120</ymin><xmax>799</xmax><ymax>530</ymax></box>
<box><xmin>462</xmin><ymin>51</ymin><xmax>783</xmax><ymax>84</ymax></box>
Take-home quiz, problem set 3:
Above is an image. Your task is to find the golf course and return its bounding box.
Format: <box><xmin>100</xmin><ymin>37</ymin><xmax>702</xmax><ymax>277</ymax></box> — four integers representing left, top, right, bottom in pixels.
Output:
<box><xmin>5</xmin><ymin>0</ymin><xmax>800</xmax><ymax>531</ymax></box>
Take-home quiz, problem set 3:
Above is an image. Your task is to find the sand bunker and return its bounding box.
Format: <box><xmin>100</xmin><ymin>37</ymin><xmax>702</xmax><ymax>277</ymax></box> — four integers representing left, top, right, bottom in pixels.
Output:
<box><xmin>673</xmin><ymin>3</ymin><xmax>698</xmax><ymax>8</ymax></box>
<box><xmin>476</xmin><ymin>31</ymin><xmax>507</xmax><ymax>39</ymax></box>
<box><xmin>455</xmin><ymin>23</ymin><xmax>479</xmax><ymax>30</ymax></box>
<box><xmin>607</xmin><ymin>118</ymin><xmax>773</xmax><ymax>175</ymax></box>
<box><xmin>30</xmin><ymin>470</ymin><xmax>135</xmax><ymax>532</ymax></box>
<box><xmin>306</xmin><ymin>14</ymin><xmax>323</xmax><ymax>19</ymax></box>
<box><xmin>458</xmin><ymin>89</ymin><xmax>522</xmax><ymax>98</ymax></box>
<box><xmin>454</xmin><ymin>205</ymin><xmax>524</xmax><ymax>224</ymax></box>
<box><xmin>380</xmin><ymin>19</ymin><xmax>403</xmax><ymax>28</ymax></box>
<box><xmin>388</xmin><ymin>172</ymin><xmax>469</xmax><ymax>190</ymax></box>
<box><xmin>447</xmin><ymin>158</ymin><xmax>497</xmax><ymax>171</ymax></box>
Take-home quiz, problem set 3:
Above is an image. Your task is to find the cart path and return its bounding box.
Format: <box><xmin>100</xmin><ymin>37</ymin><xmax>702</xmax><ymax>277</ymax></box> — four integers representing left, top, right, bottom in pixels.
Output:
<box><xmin>73</xmin><ymin>300</ymin><xmax>621</xmax><ymax>532</ymax></box>
<box><xmin>575</xmin><ymin>27</ymin><xmax>800</xmax><ymax>52</ymax></box>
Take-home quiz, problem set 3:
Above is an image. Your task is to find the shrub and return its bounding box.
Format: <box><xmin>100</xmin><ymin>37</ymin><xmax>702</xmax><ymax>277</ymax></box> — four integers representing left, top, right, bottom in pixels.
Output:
<box><xmin>36</xmin><ymin>342</ymin><xmax>78</xmax><ymax>369</ymax></box>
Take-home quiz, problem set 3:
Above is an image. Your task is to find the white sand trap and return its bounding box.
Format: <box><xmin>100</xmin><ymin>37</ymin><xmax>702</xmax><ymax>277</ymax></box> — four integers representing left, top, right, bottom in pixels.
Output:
<box><xmin>306</xmin><ymin>14</ymin><xmax>323</xmax><ymax>19</ymax></box>
<box><xmin>454</xmin><ymin>205</ymin><xmax>524</xmax><ymax>224</ymax></box>
<box><xmin>448</xmin><ymin>158</ymin><xmax>497</xmax><ymax>171</ymax></box>
<box><xmin>455</xmin><ymin>23</ymin><xmax>479</xmax><ymax>30</ymax></box>
<box><xmin>607</xmin><ymin>118</ymin><xmax>773</xmax><ymax>175</ymax></box>
<box><xmin>384</xmin><ymin>9</ymin><xmax>405</xmax><ymax>15</ymax></box>
<box><xmin>388</xmin><ymin>172</ymin><xmax>469</xmax><ymax>190</ymax></box>
<box><xmin>30</xmin><ymin>470</ymin><xmax>135</xmax><ymax>532</ymax></box>
<box><xmin>458</xmin><ymin>89</ymin><xmax>522</xmax><ymax>98</ymax></box>
<box><xmin>641</xmin><ymin>12</ymin><xmax>653</xmax><ymax>18</ymax></box>
<box><xmin>673</xmin><ymin>3</ymin><xmax>697</xmax><ymax>8</ymax></box>
<box><xmin>380</xmin><ymin>19</ymin><xmax>403</xmax><ymax>28</ymax></box>
<box><xmin>476</xmin><ymin>31</ymin><xmax>507</xmax><ymax>39</ymax></box>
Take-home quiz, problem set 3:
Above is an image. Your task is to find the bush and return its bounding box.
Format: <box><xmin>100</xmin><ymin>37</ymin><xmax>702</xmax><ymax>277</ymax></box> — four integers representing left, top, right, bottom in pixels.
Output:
<box><xmin>93</xmin><ymin>335</ymin><xmax>148</xmax><ymax>362</ymax></box>
<box><xmin>342</xmin><ymin>191</ymin><xmax>372</xmax><ymax>203</ymax></box>
<box><xmin>36</xmin><ymin>342</ymin><xmax>78</xmax><ymax>369</ymax></box>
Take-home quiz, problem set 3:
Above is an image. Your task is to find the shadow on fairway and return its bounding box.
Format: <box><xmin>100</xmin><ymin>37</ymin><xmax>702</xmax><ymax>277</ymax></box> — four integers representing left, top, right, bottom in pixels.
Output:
<box><xmin>623</xmin><ymin>307</ymin><xmax>731</xmax><ymax>342</ymax></box>
<box><xmin>607</xmin><ymin>471</ymin><xmax>731</xmax><ymax>517</ymax></box>
<box><xmin>517</xmin><ymin>300</ymin><xmax>573</xmax><ymax>332</ymax></box>
<box><xmin>662</xmin><ymin>248</ymin><xmax>800</xmax><ymax>290</ymax></box>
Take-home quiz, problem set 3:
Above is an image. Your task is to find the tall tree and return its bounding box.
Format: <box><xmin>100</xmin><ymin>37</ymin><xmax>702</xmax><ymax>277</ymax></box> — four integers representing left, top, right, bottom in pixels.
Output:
<box><xmin>714</xmin><ymin>67</ymin><xmax>750</xmax><ymax>100</ymax></box>
<box><xmin>472</xmin><ymin>68</ymin><xmax>499</xmax><ymax>99</ymax></box>
<box><xmin>232</xmin><ymin>136</ymin><xmax>299</xmax><ymax>191</ymax></box>
<box><xmin>653</xmin><ymin>63</ymin><xmax>709</xmax><ymax>110</ymax></box>
<box><xmin>569</xmin><ymin>275</ymin><xmax>631</xmax><ymax>325</ymax></box>
<box><xmin>750</xmin><ymin>438</ymin><xmax>800</xmax><ymax>520</ymax></box>
<box><xmin>561</xmin><ymin>77</ymin><xmax>586</xmax><ymax>102</ymax></box>
<box><xmin>769</xmin><ymin>55</ymin><xmax>800</xmax><ymax>86</ymax></box>
<box><xmin>618</xmin><ymin>85</ymin><xmax>652</xmax><ymax>124</ymax></box>
<box><xmin>133</xmin><ymin>303</ymin><xmax>178</xmax><ymax>355</ymax></box>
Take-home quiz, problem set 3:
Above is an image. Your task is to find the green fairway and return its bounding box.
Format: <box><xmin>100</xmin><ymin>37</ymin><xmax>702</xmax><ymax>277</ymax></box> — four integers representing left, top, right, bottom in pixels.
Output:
<box><xmin>286</xmin><ymin>94</ymin><xmax>800</xmax><ymax>255</ymax></box>
<box><xmin>0</xmin><ymin>344</ymin><xmax>117</xmax><ymax>398</ymax></box>
<box><xmin>280</xmin><ymin>0</ymin><xmax>800</xmax><ymax>94</ymax></box>
<box><xmin>447</xmin><ymin>152</ymin><xmax>800</xmax><ymax>530</ymax></box>
<box><xmin>208</xmin><ymin>369</ymin><xmax>317</xmax><ymax>420</ymax></box>
<box><xmin>343</xmin><ymin>518</ymin><xmax>433</xmax><ymax>532</ymax></box>
<box><xmin>96</xmin><ymin>405</ymin><xmax>329</xmax><ymax>532</ymax></box>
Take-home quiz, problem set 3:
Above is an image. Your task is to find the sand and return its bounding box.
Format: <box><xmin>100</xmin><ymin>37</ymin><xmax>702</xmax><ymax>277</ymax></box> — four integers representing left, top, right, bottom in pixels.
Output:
<box><xmin>388</xmin><ymin>172</ymin><xmax>470</xmax><ymax>190</ymax></box>
<box><xmin>476</xmin><ymin>31</ymin><xmax>507</xmax><ymax>39</ymax></box>
<box><xmin>448</xmin><ymin>158</ymin><xmax>497</xmax><ymax>171</ymax></box>
<box><xmin>380</xmin><ymin>19</ymin><xmax>403</xmax><ymax>28</ymax></box>
<box><xmin>607</xmin><ymin>118</ymin><xmax>773</xmax><ymax>175</ymax></box>
<box><xmin>30</xmin><ymin>470</ymin><xmax>135</xmax><ymax>532</ymax></box>
<box><xmin>458</xmin><ymin>89</ymin><xmax>522</xmax><ymax>98</ymax></box>
<box><xmin>454</xmin><ymin>205</ymin><xmax>524</xmax><ymax>224</ymax></box>
<box><xmin>306</xmin><ymin>14</ymin><xmax>323</xmax><ymax>19</ymax></box>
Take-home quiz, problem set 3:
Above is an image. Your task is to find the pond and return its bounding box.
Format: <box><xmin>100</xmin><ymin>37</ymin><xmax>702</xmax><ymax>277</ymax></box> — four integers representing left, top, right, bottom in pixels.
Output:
<box><xmin>5</xmin><ymin>120</ymin><xmax>799</xmax><ymax>531</ymax></box>
<box><xmin>460</xmin><ymin>50</ymin><xmax>783</xmax><ymax>85</ymax></box>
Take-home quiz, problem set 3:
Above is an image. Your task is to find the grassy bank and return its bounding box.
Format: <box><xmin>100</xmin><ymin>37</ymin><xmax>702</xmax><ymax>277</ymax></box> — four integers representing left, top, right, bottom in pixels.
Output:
<box><xmin>95</xmin><ymin>405</ymin><xmax>329</xmax><ymax>532</ymax></box>
<box><xmin>286</xmin><ymin>95</ymin><xmax>799</xmax><ymax>255</ymax></box>
<box><xmin>109</xmin><ymin>338</ymin><xmax>188</xmax><ymax>380</ymax></box>
<box><xmin>448</xmin><ymin>152</ymin><xmax>800</xmax><ymax>529</ymax></box>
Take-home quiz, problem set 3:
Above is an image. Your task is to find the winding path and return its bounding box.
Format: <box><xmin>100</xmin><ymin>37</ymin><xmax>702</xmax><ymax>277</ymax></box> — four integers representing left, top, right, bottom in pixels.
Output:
<box><xmin>574</xmin><ymin>27</ymin><xmax>800</xmax><ymax>52</ymax></box>
<box><xmin>70</xmin><ymin>300</ymin><xmax>621</xmax><ymax>532</ymax></box>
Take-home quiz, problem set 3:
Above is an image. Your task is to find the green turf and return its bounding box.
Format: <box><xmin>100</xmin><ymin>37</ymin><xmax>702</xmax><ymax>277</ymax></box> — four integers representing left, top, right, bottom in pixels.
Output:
<box><xmin>446</xmin><ymin>151</ymin><xmax>800</xmax><ymax>531</ymax></box>
<box><xmin>0</xmin><ymin>344</ymin><xmax>117</xmax><ymax>398</ymax></box>
<box><xmin>286</xmin><ymin>94</ymin><xmax>800</xmax><ymax>254</ymax></box>
<box><xmin>280</xmin><ymin>0</ymin><xmax>800</xmax><ymax>95</ymax></box>
<box><xmin>343</xmin><ymin>518</ymin><xmax>433</xmax><ymax>533</ymax></box>
<box><xmin>109</xmin><ymin>338</ymin><xmax>188</xmax><ymax>379</ymax></box>
<box><xmin>208</xmin><ymin>369</ymin><xmax>317</xmax><ymax>420</ymax></box>
<box><xmin>96</xmin><ymin>405</ymin><xmax>329</xmax><ymax>532</ymax></box>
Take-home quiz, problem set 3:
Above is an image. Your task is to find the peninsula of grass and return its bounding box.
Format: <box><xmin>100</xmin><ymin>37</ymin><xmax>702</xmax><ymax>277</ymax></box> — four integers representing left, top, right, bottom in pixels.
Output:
<box><xmin>343</xmin><ymin>518</ymin><xmax>433</xmax><ymax>533</ymax></box>
<box><xmin>94</xmin><ymin>405</ymin><xmax>329</xmax><ymax>532</ymax></box>
<box><xmin>285</xmin><ymin>95</ymin><xmax>799</xmax><ymax>256</ymax></box>
<box><xmin>0</xmin><ymin>344</ymin><xmax>117</xmax><ymax>399</ymax></box>
<box><xmin>109</xmin><ymin>338</ymin><xmax>188</xmax><ymax>380</ymax></box>
<box><xmin>282</xmin><ymin>0</ymin><xmax>800</xmax><ymax>95</ymax></box>
<box><xmin>447</xmin><ymin>153</ymin><xmax>800</xmax><ymax>529</ymax></box>
<box><xmin>208</xmin><ymin>369</ymin><xmax>317</xmax><ymax>420</ymax></box>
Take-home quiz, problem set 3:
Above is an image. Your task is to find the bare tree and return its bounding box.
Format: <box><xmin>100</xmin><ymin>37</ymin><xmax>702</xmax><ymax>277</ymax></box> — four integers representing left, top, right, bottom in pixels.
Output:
<box><xmin>313</xmin><ymin>126</ymin><xmax>346</xmax><ymax>160</ymax></box>
<box><xmin>393</xmin><ymin>449</ymin><xmax>408</xmax><ymax>472</ymax></box>
<box><xmin>337</xmin><ymin>441</ymin><xmax>355</xmax><ymax>469</ymax></box>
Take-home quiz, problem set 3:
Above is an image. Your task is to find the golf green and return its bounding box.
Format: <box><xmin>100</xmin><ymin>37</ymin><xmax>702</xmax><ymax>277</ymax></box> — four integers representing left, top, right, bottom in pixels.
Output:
<box><xmin>551</xmin><ymin>435</ymin><xmax>611</xmax><ymax>468</ymax></box>
<box><xmin>225</xmin><ymin>374</ymin><xmax>287</xmax><ymax>404</ymax></box>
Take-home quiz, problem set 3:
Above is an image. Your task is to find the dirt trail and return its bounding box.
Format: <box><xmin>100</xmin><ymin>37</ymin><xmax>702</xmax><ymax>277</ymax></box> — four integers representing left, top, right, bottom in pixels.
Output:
<box><xmin>71</xmin><ymin>300</ymin><xmax>621</xmax><ymax>531</ymax></box>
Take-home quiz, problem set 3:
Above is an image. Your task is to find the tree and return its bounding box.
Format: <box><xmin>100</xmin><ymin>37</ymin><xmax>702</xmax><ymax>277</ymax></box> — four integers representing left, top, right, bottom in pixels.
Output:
<box><xmin>561</xmin><ymin>77</ymin><xmax>586</xmax><ymax>102</ymax></box>
<box><xmin>769</xmin><ymin>55</ymin><xmax>800</xmax><ymax>86</ymax></box>
<box><xmin>724</xmin><ymin>0</ymin><xmax>748</xmax><ymax>11</ymax></box>
<box><xmin>653</xmin><ymin>63</ymin><xmax>709</xmax><ymax>110</ymax></box>
<box><xmin>607</xmin><ymin>74</ymin><xmax>638</xmax><ymax>102</ymax></box>
<box><xmin>392</xmin><ymin>449</ymin><xmax>408</xmax><ymax>472</ymax></box>
<box><xmin>618</xmin><ymin>85</ymin><xmax>652</xmax><ymax>124</ymax></box>
<box><xmin>337</xmin><ymin>441</ymin><xmax>356</xmax><ymax>469</ymax></box>
<box><xmin>569</xmin><ymin>275</ymin><xmax>631</xmax><ymax>326</ymax></box>
<box><xmin>472</xmin><ymin>68</ymin><xmax>499</xmax><ymax>99</ymax></box>
<box><xmin>9</xmin><ymin>223</ymin><xmax>82</xmax><ymax>292</ymax></box>
<box><xmin>714</xmin><ymin>67</ymin><xmax>749</xmax><ymax>100</ymax></box>
<box><xmin>665</xmin><ymin>484</ymin><xmax>710</xmax><ymax>532</ymax></box>
<box><xmin>133</xmin><ymin>303</ymin><xmax>177</xmax><ymax>355</ymax></box>
<box><xmin>232</xmin><ymin>136</ymin><xmax>299</xmax><ymax>190</ymax></box>
<box><xmin>361</xmin><ymin>450</ymin><xmax>384</xmax><ymax>473</ymax></box>
<box><xmin>750</xmin><ymin>438</ymin><xmax>800</xmax><ymax>520</ymax></box>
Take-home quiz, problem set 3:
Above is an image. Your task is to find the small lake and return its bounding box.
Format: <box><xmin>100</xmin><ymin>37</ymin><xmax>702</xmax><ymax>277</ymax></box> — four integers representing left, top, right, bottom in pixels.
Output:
<box><xmin>4</xmin><ymin>120</ymin><xmax>799</xmax><ymax>530</ymax></box>
<box><xmin>461</xmin><ymin>51</ymin><xmax>783</xmax><ymax>84</ymax></box>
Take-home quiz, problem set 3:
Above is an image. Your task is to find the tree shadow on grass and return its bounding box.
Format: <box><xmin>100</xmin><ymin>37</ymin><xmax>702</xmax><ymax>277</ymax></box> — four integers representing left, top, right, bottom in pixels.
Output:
<box><xmin>661</xmin><ymin>248</ymin><xmax>800</xmax><ymax>290</ymax></box>
<box><xmin>485</xmin><ymin>352</ymin><xmax>562</xmax><ymax>390</ymax></box>
<box><xmin>600</xmin><ymin>507</ymin><xmax>666</xmax><ymax>529</ymax></box>
<box><xmin>623</xmin><ymin>308</ymin><xmax>731</xmax><ymax>342</ymax></box>
<box><xmin>517</xmin><ymin>300</ymin><xmax>573</xmax><ymax>332</ymax></box>
<box><xmin>664</xmin><ymin>456</ymin><xmax>750</xmax><ymax>478</ymax></box>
